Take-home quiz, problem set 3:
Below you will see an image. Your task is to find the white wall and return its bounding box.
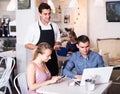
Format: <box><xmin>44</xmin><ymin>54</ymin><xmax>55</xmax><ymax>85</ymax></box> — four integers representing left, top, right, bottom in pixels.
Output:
<box><xmin>53</xmin><ymin>0</ymin><xmax>87</xmax><ymax>36</ymax></box>
<box><xmin>88</xmin><ymin>0</ymin><xmax>120</xmax><ymax>47</ymax></box>
<box><xmin>16</xmin><ymin>0</ymin><xmax>36</xmax><ymax>73</ymax></box>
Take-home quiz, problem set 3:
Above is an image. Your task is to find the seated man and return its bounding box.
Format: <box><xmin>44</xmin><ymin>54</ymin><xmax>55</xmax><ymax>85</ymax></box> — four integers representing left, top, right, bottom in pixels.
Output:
<box><xmin>63</xmin><ymin>35</ymin><xmax>104</xmax><ymax>80</ymax></box>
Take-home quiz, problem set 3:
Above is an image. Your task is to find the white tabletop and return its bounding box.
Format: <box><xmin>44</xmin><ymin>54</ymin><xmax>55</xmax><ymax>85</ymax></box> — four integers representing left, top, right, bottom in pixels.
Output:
<box><xmin>36</xmin><ymin>78</ymin><xmax>112</xmax><ymax>94</ymax></box>
<box><xmin>0</xmin><ymin>50</ymin><xmax>16</xmax><ymax>57</ymax></box>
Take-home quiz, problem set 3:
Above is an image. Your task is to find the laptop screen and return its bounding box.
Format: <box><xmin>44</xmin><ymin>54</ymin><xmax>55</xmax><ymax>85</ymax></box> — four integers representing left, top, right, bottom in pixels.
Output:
<box><xmin>80</xmin><ymin>67</ymin><xmax>113</xmax><ymax>86</ymax></box>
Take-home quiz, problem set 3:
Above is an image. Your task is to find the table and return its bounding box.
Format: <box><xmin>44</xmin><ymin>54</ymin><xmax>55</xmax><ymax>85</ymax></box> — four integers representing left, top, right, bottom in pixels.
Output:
<box><xmin>36</xmin><ymin>78</ymin><xmax>112</xmax><ymax>94</ymax></box>
<box><xmin>0</xmin><ymin>50</ymin><xmax>16</xmax><ymax>57</ymax></box>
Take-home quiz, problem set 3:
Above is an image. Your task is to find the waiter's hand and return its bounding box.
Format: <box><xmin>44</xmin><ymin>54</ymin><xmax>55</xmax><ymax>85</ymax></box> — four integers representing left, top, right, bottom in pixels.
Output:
<box><xmin>54</xmin><ymin>42</ymin><xmax>61</xmax><ymax>50</ymax></box>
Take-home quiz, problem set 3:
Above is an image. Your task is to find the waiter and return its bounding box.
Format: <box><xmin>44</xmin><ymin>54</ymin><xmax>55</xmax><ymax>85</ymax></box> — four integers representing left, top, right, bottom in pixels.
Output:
<box><xmin>24</xmin><ymin>3</ymin><xmax>61</xmax><ymax>76</ymax></box>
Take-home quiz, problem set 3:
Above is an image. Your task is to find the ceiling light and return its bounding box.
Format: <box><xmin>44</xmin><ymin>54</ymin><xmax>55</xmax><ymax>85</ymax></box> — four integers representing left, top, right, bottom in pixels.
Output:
<box><xmin>48</xmin><ymin>0</ymin><xmax>55</xmax><ymax>13</ymax></box>
<box><xmin>69</xmin><ymin>0</ymin><xmax>79</xmax><ymax>8</ymax></box>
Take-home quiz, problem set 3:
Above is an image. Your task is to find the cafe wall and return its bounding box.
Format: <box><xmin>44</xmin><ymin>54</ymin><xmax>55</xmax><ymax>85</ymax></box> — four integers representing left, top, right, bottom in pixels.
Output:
<box><xmin>51</xmin><ymin>0</ymin><xmax>88</xmax><ymax>36</ymax></box>
<box><xmin>88</xmin><ymin>0</ymin><xmax>120</xmax><ymax>47</ymax></box>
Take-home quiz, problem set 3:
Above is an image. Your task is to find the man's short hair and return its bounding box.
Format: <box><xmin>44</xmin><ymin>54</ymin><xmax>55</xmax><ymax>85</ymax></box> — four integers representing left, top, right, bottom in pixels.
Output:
<box><xmin>77</xmin><ymin>35</ymin><xmax>90</xmax><ymax>44</ymax></box>
<box><xmin>38</xmin><ymin>3</ymin><xmax>51</xmax><ymax>13</ymax></box>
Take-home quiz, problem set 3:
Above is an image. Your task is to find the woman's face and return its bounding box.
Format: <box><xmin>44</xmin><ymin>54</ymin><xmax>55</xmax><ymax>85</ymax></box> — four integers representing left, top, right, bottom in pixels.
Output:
<box><xmin>40</xmin><ymin>49</ymin><xmax>52</xmax><ymax>62</ymax></box>
<box><xmin>69</xmin><ymin>35</ymin><xmax>75</xmax><ymax>41</ymax></box>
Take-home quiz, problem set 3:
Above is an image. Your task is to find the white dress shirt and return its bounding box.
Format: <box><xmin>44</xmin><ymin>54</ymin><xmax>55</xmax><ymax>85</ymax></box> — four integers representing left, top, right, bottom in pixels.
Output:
<box><xmin>24</xmin><ymin>19</ymin><xmax>61</xmax><ymax>45</ymax></box>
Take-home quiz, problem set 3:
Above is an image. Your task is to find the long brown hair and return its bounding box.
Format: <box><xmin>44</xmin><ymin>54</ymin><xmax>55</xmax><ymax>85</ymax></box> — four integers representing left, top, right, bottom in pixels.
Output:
<box><xmin>32</xmin><ymin>42</ymin><xmax>52</xmax><ymax>60</ymax></box>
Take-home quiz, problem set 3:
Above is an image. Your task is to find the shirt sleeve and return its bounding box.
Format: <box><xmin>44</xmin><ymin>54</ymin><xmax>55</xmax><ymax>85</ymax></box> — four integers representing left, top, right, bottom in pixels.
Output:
<box><xmin>24</xmin><ymin>22</ymin><xmax>40</xmax><ymax>45</ymax></box>
<box><xmin>97</xmin><ymin>55</ymin><xmax>105</xmax><ymax>67</ymax></box>
<box><xmin>24</xmin><ymin>26</ymin><xmax>34</xmax><ymax>45</ymax></box>
<box><xmin>63</xmin><ymin>55</ymin><xmax>76</xmax><ymax>78</ymax></box>
<box><xmin>52</xmin><ymin>23</ymin><xmax>61</xmax><ymax>42</ymax></box>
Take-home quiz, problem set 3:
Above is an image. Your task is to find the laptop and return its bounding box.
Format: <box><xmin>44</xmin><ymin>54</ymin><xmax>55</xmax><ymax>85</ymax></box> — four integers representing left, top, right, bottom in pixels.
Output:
<box><xmin>80</xmin><ymin>67</ymin><xmax>113</xmax><ymax>86</ymax></box>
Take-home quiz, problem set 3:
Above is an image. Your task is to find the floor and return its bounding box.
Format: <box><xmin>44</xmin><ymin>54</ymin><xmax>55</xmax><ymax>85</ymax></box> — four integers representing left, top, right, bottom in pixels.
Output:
<box><xmin>4</xmin><ymin>68</ymin><xmax>120</xmax><ymax>94</ymax></box>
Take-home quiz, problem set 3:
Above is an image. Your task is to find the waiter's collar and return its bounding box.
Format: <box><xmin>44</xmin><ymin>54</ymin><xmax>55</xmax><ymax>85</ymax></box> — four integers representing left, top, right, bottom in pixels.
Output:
<box><xmin>38</xmin><ymin>19</ymin><xmax>51</xmax><ymax>26</ymax></box>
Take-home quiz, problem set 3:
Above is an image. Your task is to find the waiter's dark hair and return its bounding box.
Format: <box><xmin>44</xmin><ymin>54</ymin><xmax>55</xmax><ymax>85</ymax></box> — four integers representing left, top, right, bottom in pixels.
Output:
<box><xmin>77</xmin><ymin>35</ymin><xmax>90</xmax><ymax>44</ymax></box>
<box><xmin>38</xmin><ymin>3</ymin><xmax>51</xmax><ymax>13</ymax></box>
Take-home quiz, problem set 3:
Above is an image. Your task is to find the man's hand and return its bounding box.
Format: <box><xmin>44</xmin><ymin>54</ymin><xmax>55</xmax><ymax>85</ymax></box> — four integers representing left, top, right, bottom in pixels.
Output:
<box><xmin>54</xmin><ymin>42</ymin><xmax>61</xmax><ymax>50</ymax></box>
<box><xmin>25</xmin><ymin>43</ymin><xmax>37</xmax><ymax>50</ymax></box>
<box><xmin>75</xmin><ymin>75</ymin><xmax>82</xmax><ymax>80</ymax></box>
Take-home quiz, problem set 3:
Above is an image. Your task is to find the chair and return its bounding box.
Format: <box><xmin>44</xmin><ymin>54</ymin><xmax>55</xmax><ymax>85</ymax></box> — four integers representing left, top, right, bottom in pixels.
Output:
<box><xmin>0</xmin><ymin>57</ymin><xmax>15</xmax><ymax>94</ymax></box>
<box><xmin>14</xmin><ymin>72</ymin><xmax>28</xmax><ymax>94</ymax></box>
<box><xmin>56</xmin><ymin>47</ymin><xmax>69</xmax><ymax>75</ymax></box>
<box><xmin>0</xmin><ymin>67</ymin><xmax>4</xmax><ymax>77</ymax></box>
<box><xmin>0</xmin><ymin>57</ymin><xmax>5</xmax><ymax>77</ymax></box>
<box><xmin>0</xmin><ymin>57</ymin><xmax>15</xmax><ymax>79</ymax></box>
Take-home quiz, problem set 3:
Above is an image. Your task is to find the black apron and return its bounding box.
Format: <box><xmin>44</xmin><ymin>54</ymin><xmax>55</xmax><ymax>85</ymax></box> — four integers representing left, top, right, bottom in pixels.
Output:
<box><xmin>36</xmin><ymin>23</ymin><xmax>59</xmax><ymax>76</ymax></box>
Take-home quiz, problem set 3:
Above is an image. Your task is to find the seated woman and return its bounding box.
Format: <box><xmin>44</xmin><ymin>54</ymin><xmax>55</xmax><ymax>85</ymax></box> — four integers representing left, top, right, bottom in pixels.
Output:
<box><xmin>26</xmin><ymin>42</ymin><xmax>62</xmax><ymax>94</ymax></box>
<box><xmin>62</xmin><ymin>31</ymin><xmax>79</xmax><ymax>70</ymax></box>
<box><xmin>66</xmin><ymin>31</ymin><xmax>79</xmax><ymax>55</ymax></box>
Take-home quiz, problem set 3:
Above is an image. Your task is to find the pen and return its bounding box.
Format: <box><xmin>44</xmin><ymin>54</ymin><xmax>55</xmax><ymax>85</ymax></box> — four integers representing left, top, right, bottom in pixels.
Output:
<box><xmin>72</xmin><ymin>79</ymin><xmax>81</xmax><ymax>86</ymax></box>
<box><xmin>75</xmin><ymin>81</ymin><xmax>80</xmax><ymax>86</ymax></box>
<box><xmin>61</xmin><ymin>75</ymin><xmax>65</xmax><ymax>78</ymax></box>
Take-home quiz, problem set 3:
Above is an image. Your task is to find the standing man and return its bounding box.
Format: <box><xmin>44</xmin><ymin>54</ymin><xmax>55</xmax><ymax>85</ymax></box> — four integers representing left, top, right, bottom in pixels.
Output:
<box><xmin>24</xmin><ymin>3</ymin><xmax>61</xmax><ymax>76</ymax></box>
<box><xmin>63</xmin><ymin>35</ymin><xmax>104</xmax><ymax>79</ymax></box>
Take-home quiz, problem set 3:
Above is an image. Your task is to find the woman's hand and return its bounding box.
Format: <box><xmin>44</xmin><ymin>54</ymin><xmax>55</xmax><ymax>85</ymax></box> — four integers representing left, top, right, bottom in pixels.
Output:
<box><xmin>50</xmin><ymin>76</ymin><xmax>62</xmax><ymax>84</ymax></box>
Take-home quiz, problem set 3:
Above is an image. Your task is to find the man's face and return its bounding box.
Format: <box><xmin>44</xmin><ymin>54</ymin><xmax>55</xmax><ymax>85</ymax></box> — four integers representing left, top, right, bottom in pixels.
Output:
<box><xmin>77</xmin><ymin>41</ymin><xmax>90</xmax><ymax>57</ymax></box>
<box><xmin>40</xmin><ymin>9</ymin><xmax>51</xmax><ymax>24</ymax></box>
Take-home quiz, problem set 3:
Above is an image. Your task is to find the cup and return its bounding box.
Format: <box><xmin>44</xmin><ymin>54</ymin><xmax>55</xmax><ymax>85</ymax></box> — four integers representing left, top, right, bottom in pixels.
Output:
<box><xmin>85</xmin><ymin>79</ymin><xmax>95</xmax><ymax>91</ymax></box>
<box><xmin>68</xmin><ymin>80</ymin><xmax>74</xmax><ymax>87</ymax></box>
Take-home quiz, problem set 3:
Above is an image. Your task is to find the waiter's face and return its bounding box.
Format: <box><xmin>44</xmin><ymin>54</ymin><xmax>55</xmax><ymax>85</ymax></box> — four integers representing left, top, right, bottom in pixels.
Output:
<box><xmin>40</xmin><ymin>9</ymin><xmax>51</xmax><ymax>24</ymax></box>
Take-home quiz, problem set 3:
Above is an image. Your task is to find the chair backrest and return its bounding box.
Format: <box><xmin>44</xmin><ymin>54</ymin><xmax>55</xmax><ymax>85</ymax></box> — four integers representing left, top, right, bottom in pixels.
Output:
<box><xmin>0</xmin><ymin>57</ymin><xmax>15</xmax><ymax>78</ymax></box>
<box><xmin>97</xmin><ymin>38</ymin><xmax>120</xmax><ymax>58</ymax></box>
<box><xmin>0</xmin><ymin>56</ymin><xmax>15</xmax><ymax>69</ymax></box>
<box><xmin>14</xmin><ymin>72</ymin><xmax>28</xmax><ymax>94</ymax></box>
<box><xmin>0</xmin><ymin>57</ymin><xmax>5</xmax><ymax>77</ymax></box>
<box><xmin>0</xmin><ymin>56</ymin><xmax>15</xmax><ymax>77</ymax></box>
<box><xmin>0</xmin><ymin>69</ymin><xmax>11</xmax><ymax>86</ymax></box>
<box><xmin>0</xmin><ymin>57</ymin><xmax>15</xmax><ymax>93</ymax></box>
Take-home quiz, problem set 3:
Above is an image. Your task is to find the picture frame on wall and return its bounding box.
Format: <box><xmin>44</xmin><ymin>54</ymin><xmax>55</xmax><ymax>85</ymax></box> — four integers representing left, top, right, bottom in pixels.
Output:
<box><xmin>64</xmin><ymin>14</ymin><xmax>70</xmax><ymax>23</ymax></box>
<box><xmin>18</xmin><ymin>0</ymin><xmax>31</xmax><ymax>9</ymax></box>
